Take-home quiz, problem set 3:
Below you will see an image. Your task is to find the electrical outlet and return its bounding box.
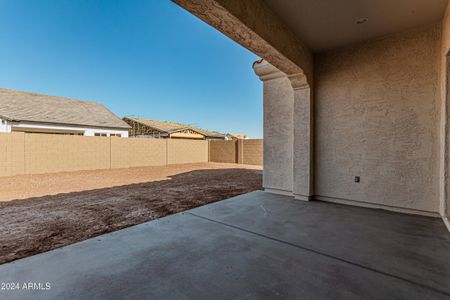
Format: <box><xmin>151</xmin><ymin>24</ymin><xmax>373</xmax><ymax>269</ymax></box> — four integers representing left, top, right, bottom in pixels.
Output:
<box><xmin>354</xmin><ymin>176</ymin><xmax>360</xmax><ymax>183</ymax></box>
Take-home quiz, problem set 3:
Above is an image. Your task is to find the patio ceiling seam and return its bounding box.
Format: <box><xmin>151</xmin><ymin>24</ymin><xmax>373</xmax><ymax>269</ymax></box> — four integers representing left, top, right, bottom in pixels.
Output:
<box><xmin>186</xmin><ymin>212</ymin><xmax>450</xmax><ymax>297</ymax></box>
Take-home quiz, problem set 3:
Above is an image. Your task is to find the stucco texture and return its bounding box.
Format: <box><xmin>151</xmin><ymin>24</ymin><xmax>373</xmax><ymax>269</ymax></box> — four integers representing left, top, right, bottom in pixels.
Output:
<box><xmin>263</xmin><ymin>76</ymin><xmax>294</xmax><ymax>193</ymax></box>
<box><xmin>442</xmin><ymin>3</ymin><xmax>450</xmax><ymax>58</ymax></box>
<box><xmin>172</xmin><ymin>0</ymin><xmax>312</xmax><ymax>83</ymax></box>
<box><xmin>440</xmin><ymin>2</ymin><xmax>450</xmax><ymax>218</ymax></box>
<box><xmin>315</xmin><ymin>24</ymin><xmax>441</xmax><ymax>213</ymax></box>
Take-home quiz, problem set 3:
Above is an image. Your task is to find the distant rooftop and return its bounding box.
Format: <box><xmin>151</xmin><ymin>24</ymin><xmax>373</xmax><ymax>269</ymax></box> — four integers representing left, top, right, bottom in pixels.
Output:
<box><xmin>124</xmin><ymin>118</ymin><xmax>225</xmax><ymax>138</ymax></box>
<box><xmin>0</xmin><ymin>88</ymin><xmax>130</xmax><ymax>129</ymax></box>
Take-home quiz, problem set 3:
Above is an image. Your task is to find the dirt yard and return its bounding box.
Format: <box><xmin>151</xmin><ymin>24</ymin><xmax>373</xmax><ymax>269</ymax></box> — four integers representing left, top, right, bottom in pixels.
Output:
<box><xmin>0</xmin><ymin>163</ymin><xmax>262</xmax><ymax>264</ymax></box>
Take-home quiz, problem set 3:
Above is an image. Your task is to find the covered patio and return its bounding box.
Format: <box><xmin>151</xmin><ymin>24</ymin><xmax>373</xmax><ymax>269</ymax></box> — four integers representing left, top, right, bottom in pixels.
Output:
<box><xmin>2</xmin><ymin>1</ymin><xmax>450</xmax><ymax>299</ymax></box>
<box><xmin>1</xmin><ymin>191</ymin><xmax>449</xmax><ymax>299</ymax></box>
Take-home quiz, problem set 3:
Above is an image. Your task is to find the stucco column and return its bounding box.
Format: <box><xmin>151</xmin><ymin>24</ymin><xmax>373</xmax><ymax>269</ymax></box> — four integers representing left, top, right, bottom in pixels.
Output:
<box><xmin>253</xmin><ymin>60</ymin><xmax>294</xmax><ymax>196</ymax></box>
<box><xmin>289</xmin><ymin>75</ymin><xmax>314</xmax><ymax>201</ymax></box>
<box><xmin>441</xmin><ymin>53</ymin><xmax>450</xmax><ymax>222</ymax></box>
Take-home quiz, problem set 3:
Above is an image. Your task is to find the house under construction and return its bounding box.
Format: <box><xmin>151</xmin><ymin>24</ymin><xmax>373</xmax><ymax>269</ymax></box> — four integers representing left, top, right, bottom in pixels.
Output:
<box><xmin>123</xmin><ymin>117</ymin><xmax>226</xmax><ymax>140</ymax></box>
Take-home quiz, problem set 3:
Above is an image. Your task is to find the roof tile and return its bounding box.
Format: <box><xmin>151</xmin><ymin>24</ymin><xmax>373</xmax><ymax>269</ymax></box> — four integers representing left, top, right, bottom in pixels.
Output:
<box><xmin>0</xmin><ymin>89</ymin><xmax>130</xmax><ymax>129</ymax></box>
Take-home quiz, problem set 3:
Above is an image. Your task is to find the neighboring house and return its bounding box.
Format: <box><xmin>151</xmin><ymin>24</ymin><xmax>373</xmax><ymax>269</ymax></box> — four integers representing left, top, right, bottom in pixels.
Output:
<box><xmin>226</xmin><ymin>133</ymin><xmax>247</xmax><ymax>140</ymax></box>
<box><xmin>123</xmin><ymin>117</ymin><xmax>226</xmax><ymax>140</ymax></box>
<box><xmin>0</xmin><ymin>88</ymin><xmax>130</xmax><ymax>137</ymax></box>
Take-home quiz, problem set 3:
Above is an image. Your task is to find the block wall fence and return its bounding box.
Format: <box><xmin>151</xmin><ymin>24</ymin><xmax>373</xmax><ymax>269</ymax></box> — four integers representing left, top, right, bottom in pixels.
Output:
<box><xmin>0</xmin><ymin>133</ymin><xmax>262</xmax><ymax>177</ymax></box>
<box><xmin>208</xmin><ymin>139</ymin><xmax>263</xmax><ymax>165</ymax></box>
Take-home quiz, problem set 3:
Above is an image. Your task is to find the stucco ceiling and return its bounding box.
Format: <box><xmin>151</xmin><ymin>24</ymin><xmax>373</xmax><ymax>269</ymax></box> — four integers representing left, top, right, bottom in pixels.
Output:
<box><xmin>264</xmin><ymin>0</ymin><xmax>449</xmax><ymax>52</ymax></box>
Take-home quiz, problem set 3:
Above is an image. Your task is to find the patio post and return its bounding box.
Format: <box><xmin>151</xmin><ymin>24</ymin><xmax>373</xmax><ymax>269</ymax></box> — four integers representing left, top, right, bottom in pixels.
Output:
<box><xmin>289</xmin><ymin>75</ymin><xmax>314</xmax><ymax>201</ymax></box>
<box><xmin>253</xmin><ymin>60</ymin><xmax>294</xmax><ymax>196</ymax></box>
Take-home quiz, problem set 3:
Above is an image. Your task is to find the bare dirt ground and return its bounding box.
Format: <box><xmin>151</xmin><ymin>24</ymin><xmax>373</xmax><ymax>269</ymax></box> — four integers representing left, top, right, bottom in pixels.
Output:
<box><xmin>0</xmin><ymin>163</ymin><xmax>262</xmax><ymax>264</ymax></box>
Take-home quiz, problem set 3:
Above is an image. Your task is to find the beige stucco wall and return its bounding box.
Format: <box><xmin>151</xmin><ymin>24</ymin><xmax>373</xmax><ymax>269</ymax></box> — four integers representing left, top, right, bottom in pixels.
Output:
<box><xmin>441</xmin><ymin>3</ymin><xmax>450</xmax><ymax>218</ymax></box>
<box><xmin>315</xmin><ymin>24</ymin><xmax>441</xmax><ymax>214</ymax></box>
<box><xmin>111</xmin><ymin>137</ymin><xmax>167</xmax><ymax>169</ymax></box>
<box><xmin>263</xmin><ymin>75</ymin><xmax>294</xmax><ymax>194</ymax></box>
<box><xmin>443</xmin><ymin>3</ymin><xmax>450</xmax><ymax>58</ymax></box>
<box><xmin>209</xmin><ymin>140</ymin><xmax>237</xmax><ymax>163</ymax></box>
<box><xmin>242</xmin><ymin>139</ymin><xmax>263</xmax><ymax>166</ymax></box>
<box><xmin>167</xmin><ymin>139</ymin><xmax>208</xmax><ymax>165</ymax></box>
<box><xmin>0</xmin><ymin>132</ymin><xmax>25</xmax><ymax>177</ymax></box>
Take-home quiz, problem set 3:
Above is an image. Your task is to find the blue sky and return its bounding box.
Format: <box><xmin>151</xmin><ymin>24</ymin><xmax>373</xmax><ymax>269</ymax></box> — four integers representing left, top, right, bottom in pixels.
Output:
<box><xmin>0</xmin><ymin>0</ymin><xmax>262</xmax><ymax>137</ymax></box>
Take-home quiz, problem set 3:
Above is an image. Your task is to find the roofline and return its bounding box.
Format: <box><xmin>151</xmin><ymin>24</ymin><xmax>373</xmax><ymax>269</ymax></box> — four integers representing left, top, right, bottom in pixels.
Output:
<box><xmin>124</xmin><ymin>117</ymin><xmax>225</xmax><ymax>137</ymax></box>
<box><xmin>125</xmin><ymin>117</ymin><xmax>191</xmax><ymax>134</ymax></box>
<box><xmin>169</xmin><ymin>127</ymin><xmax>206</xmax><ymax>136</ymax></box>
<box><xmin>123</xmin><ymin>118</ymin><xmax>171</xmax><ymax>133</ymax></box>
<box><xmin>0</xmin><ymin>88</ymin><xmax>130</xmax><ymax>129</ymax></box>
<box><xmin>0</xmin><ymin>87</ymin><xmax>101</xmax><ymax>105</ymax></box>
<box><xmin>202</xmin><ymin>132</ymin><xmax>226</xmax><ymax>138</ymax></box>
<box><xmin>0</xmin><ymin>114</ymin><xmax>11</xmax><ymax>122</ymax></box>
<box><xmin>8</xmin><ymin>119</ymin><xmax>131</xmax><ymax>130</ymax></box>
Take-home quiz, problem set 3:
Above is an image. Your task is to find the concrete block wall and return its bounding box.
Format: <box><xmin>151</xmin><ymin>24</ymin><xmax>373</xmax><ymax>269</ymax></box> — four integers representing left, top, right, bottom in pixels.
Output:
<box><xmin>0</xmin><ymin>133</ymin><xmax>213</xmax><ymax>176</ymax></box>
<box><xmin>209</xmin><ymin>139</ymin><xmax>263</xmax><ymax>166</ymax></box>
<box><xmin>24</xmin><ymin>134</ymin><xmax>111</xmax><ymax>174</ymax></box>
<box><xmin>242</xmin><ymin>139</ymin><xmax>263</xmax><ymax>165</ymax></box>
<box><xmin>167</xmin><ymin>139</ymin><xmax>208</xmax><ymax>164</ymax></box>
<box><xmin>0</xmin><ymin>132</ymin><xmax>25</xmax><ymax>177</ymax></box>
<box><xmin>111</xmin><ymin>137</ymin><xmax>167</xmax><ymax>168</ymax></box>
<box><xmin>209</xmin><ymin>140</ymin><xmax>238</xmax><ymax>163</ymax></box>
<box><xmin>0</xmin><ymin>133</ymin><xmax>261</xmax><ymax>177</ymax></box>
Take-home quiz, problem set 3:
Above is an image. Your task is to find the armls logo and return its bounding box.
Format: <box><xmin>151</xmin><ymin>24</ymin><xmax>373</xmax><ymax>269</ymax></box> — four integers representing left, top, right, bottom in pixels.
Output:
<box><xmin>1</xmin><ymin>282</ymin><xmax>51</xmax><ymax>291</ymax></box>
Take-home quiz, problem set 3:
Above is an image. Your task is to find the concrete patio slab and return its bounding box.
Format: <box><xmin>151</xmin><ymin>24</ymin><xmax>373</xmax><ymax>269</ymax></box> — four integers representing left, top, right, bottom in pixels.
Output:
<box><xmin>0</xmin><ymin>191</ymin><xmax>449</xmax><ymax>299</ymax></box>
<box><xmin>192</xmin><ymin>191</ymin><xmax>450</xmax><ymax>295</ymax></box>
